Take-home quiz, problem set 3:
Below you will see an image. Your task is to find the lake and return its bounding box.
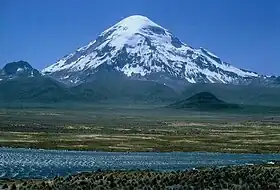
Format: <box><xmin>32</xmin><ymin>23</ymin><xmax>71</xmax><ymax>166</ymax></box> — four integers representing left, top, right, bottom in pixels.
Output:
<box><xmin>0</xmin><ymin>148</ymin><xmax>279</xmax><ymax>179</ymax></box>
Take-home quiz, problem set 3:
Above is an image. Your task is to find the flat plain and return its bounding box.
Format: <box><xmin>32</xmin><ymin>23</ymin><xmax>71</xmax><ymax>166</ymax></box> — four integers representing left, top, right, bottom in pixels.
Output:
<box><xmin>0</xmin><ymin>103</ymin><xmax>279</xmax><ymax>153</ymax></box>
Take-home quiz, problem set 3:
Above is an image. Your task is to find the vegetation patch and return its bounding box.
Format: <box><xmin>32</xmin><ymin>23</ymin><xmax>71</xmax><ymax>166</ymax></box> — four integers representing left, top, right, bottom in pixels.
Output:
<box><xmin>0</xmin><ymin>106</ymin><xmax>279</xmax><ymax>153</ymax></box>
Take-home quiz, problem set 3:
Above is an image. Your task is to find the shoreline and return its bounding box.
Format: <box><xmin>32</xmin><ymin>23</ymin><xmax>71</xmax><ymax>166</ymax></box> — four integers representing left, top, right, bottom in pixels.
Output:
<box><xmin>1</xmin><ymin>146</ymin><xmax>280</xmax><ymax>155</ymax></box>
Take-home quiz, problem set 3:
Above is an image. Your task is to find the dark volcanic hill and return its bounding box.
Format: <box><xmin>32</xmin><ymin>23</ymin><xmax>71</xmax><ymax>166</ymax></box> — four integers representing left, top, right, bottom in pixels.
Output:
<box><xmin>180</xmin><ymin>83</ymin><xmax>280</xmax><ymax>107</ymax></box>
<box><xmin>168</xmin><ymin>92</ymin><xmax>240</xmax><ymax>110</ymax></box>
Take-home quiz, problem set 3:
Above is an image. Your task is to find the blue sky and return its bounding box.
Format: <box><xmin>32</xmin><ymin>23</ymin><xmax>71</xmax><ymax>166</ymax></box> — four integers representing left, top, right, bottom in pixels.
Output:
<box><xmin>1</xmin><ymin>0</ymin><xmax>280</xmax><ymax>75</ymax></box>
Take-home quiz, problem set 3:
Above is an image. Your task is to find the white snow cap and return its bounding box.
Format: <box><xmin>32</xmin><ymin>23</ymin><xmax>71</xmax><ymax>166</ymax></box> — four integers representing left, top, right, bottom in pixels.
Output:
<box><xmin>116</xmin><ymin>15</ymin><xmax>162</xmax><ymax>29</ymax></box>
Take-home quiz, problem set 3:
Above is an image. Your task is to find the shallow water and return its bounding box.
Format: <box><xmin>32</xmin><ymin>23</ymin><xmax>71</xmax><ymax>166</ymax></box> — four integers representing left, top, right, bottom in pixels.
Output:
<box><xmin>0</xmin><ymin>148</ymin><xmax>279</xmax><ymax>179</ymax></box>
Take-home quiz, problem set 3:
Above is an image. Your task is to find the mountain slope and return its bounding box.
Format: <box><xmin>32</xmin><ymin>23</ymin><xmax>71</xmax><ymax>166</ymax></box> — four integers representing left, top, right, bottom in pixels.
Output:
<box><xmin>0</xmin><ymin>70</ymin><xmax>178</xmax><ymax>104</ymax></box>
<box><xmin>72</xmin><ymin>73</ymin><xmax>178</xmax><ymax>102</ymax></box>
<box><xmin>0</xmin><ymin>77</ymin><xmax>77</xmax><ymax>103</ymax></box>
<box><xmin>42</xmin><ymin>15</ymin><xmax>259</xmax><ymax>86</ymax></box>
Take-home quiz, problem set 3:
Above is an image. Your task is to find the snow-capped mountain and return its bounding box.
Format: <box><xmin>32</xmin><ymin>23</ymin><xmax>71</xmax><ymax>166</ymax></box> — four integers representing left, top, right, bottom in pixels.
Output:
<box><xmin>0</xmin><ymin>61</ymin><xmax>40</xmax><ymax>81</ymax></box>
<box><xmin>42</xmin><ymin>15</ymin><xmax>259</xmax><ymax>85</ymax></box>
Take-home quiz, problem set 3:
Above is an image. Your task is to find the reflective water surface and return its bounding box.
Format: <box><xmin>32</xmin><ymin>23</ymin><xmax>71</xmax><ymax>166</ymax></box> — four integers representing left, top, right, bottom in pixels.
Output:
<box><xmin>0</xmin><ymin>148</ymin><xmax>279</xmax><ymax>179</ymax></box>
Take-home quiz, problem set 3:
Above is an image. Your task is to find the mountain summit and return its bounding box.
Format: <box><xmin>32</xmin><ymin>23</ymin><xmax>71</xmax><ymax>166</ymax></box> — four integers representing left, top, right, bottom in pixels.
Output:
<box><xmin>42</xmin><ymin>15</ymin><xmax>259</xmax><ymax>85</ymax></box>
<box><xmin>0</xmin><ymin>61</ymin><xmax>40</xmax><ymax>81</ymax></box>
